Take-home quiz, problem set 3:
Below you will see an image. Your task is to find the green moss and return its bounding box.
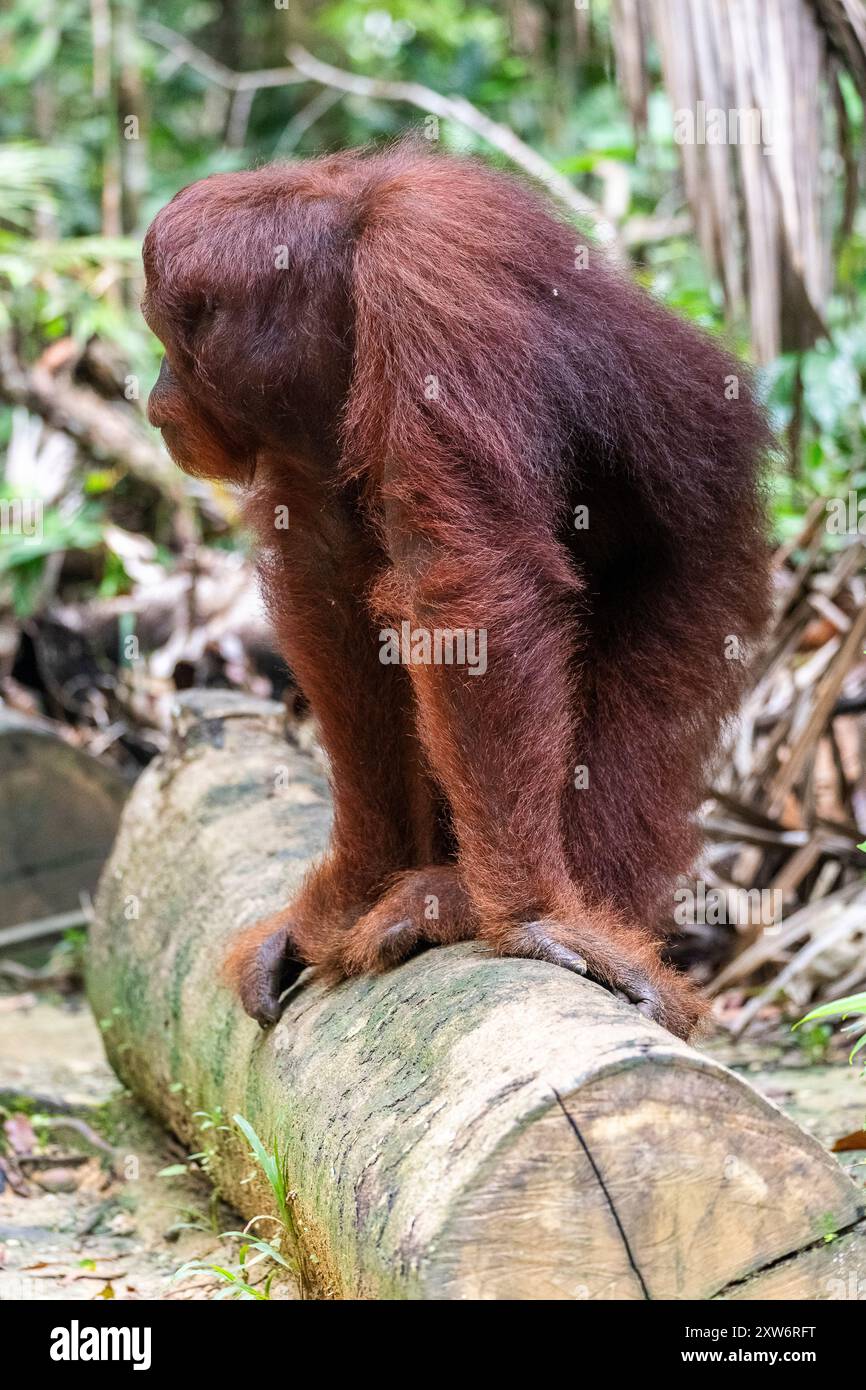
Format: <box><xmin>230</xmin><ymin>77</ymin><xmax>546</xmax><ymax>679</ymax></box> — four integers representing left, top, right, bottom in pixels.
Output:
<box><xmin>198</xmin><ymin>779</ymin><xmax>268</xmax><ymax>822</ymax></box>
<box><xmin>168</xmin><ymin>933</ymin><xmax>196</xmax><ymax>1078</ymax></box>
<box><xmin>210</xmin><ymin>1007</ymin><xmax>237</xmax><ymax>1091</ymax></box>
<box><xmin>117</xmin><ymin>957</ymin><xmax>152</xmax><ymax>1040</ymax></box>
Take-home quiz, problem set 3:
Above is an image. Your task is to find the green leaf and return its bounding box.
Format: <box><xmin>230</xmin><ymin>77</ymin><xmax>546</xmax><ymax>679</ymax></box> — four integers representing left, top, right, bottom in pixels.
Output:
<box><xmin>233</xmin><ymin>1115</ymin><xmax>290</xmax><ymax>1229</ymax></box>
<box><xmin>798</xmin><ymin>994</ymin><xmax>866</xmax><ymax>1026</ymax></box>
<box><xmin>802</xmin><ymin>351</ymin><xmax>861</xmax><ymax>435</ymax></box>
<box><xmin>219</xmin><ymin>1233</ymin><xmax>294</xmax><ymax>1270</ymax></box>
<box><xmin>5</xmin><ymin>27</ymin><xmax>60</xmax><ymax>83</ymax></box>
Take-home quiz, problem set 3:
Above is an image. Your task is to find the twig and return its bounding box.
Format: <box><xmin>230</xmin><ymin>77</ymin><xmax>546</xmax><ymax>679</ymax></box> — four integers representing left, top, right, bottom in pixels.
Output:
<box><xmin>226</xmin><ymin>87</ymin><xmax>256</xmax><ymax>149</ymax></box>
<box><xmin>0</xmin><ymin>959</ymin><xmax>78</xmax><ymax>989</ymax></box>
<box><xmin>287</xmin><ymin>45</ymin><xmax>619</xmax><ymax>247</ymax></box>
<box><xmin>273</xmin><ymin>88</ymin><xmax>343</xmax><ymax>155</ymax></box>
<box><xmin>143</xmin><ymin>20</ymin><xmax>304</xmax><ymax>94</ymax></box>
<box><xmin>766</xmin><ymin>603</ymin><xmax>866</xmax><ymax>815</ymax></box>
<box><xmin>40</xmin><ymin>1115</ymin><xmax>117</xmax><ymax>1161</ymax></box>
<box><xmin>0</xmin><ymin>908</ymin><xmax>90</xmax><ymax>951</ymax></box>
<box><xmin>0</xmin><ymin>336</ymin><xmax>187</xmax><ymax>505</ymax></box>
<box><xmin>730</xmin><ymin>901</ymin><xmax>866</xmax><ymax>1037</ymax></box>
<box><xmin>141</xmin><ymin>23</ymin><xmax>618</xmax><ymax>247</ymax></box>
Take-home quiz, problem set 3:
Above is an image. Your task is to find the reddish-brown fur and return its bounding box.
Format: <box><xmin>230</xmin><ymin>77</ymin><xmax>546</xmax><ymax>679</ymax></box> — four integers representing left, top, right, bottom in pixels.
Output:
<box><xmin>142</xmin><ymin>143</ymin><xmax>771</xmax><ymax>1040</ymax></box>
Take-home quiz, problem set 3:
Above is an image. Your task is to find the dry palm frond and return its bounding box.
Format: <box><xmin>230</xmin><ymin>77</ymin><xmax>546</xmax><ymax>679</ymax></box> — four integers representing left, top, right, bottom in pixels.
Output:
<box><xmin>688</xmin><ymin>518</ymin><xmax>866</xmax><ymax>1030</ymax></box>
<box><xmin>610</xmin><ymin>0</ymin><xmax>866</xmax><ymax>360</ymax></box>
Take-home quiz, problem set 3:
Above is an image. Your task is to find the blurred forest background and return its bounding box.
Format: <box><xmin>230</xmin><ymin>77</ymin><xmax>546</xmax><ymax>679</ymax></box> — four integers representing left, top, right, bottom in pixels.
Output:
<box><xmin>1</xmin><ymin>0</ymin><xmax>865</xmax><ymax>1030</ymax></box>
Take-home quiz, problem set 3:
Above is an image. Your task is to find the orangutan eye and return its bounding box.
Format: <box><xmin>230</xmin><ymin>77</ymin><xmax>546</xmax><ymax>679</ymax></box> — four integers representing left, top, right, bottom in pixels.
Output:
<box><xmin>182</xmin><ymin>295</ymin><xmax>217</xmax><ymax>337</ymax></box>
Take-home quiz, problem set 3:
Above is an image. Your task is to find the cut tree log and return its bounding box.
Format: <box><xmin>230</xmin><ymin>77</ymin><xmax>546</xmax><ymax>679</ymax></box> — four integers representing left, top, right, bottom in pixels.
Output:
<box><xmin>87</xmin><ymin>691</ymin><xmax>866</xmax><ymax>1300</ymax></box>
<box><xmin>0</xmin><ymin>710</ymin><xmax>128</xmax><ymax>931</ymax></box>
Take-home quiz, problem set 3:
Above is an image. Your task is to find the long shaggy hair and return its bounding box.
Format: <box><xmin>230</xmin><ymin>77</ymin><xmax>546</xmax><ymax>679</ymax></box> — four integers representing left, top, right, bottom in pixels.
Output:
<box><xmin>143</xmin><ymin>142</ymin><xmax>771</xmax><ymax>1038</ymax></box>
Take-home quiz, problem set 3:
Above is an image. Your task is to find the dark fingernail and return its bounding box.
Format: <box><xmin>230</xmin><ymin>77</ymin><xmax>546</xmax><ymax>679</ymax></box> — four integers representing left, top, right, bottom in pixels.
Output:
<box><xmin>254</xmin><ymin>999</ymin><xmax>282</xmax><ymax>1028</ymax></box>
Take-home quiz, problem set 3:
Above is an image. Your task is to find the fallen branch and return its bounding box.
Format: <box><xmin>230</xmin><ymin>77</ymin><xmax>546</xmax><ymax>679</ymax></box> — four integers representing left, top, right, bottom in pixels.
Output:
<box><xmin>287</xmin><ymin>45</ymin><xmax>619</xmax><ymax>246</ymax></box>
<box><xmin>141</xmin><ymin>23</ymin><xmax>618</xmax><ymax>247</ymax></box>
<box><xmin>0</xmin><ymin>336</ymin><xmax>185</xmax><ymax>504</ymax></box>
<box><xmin>0</xmin><ymin>909</ymin><xmax>90</xmax><ymax>952</ymax></box>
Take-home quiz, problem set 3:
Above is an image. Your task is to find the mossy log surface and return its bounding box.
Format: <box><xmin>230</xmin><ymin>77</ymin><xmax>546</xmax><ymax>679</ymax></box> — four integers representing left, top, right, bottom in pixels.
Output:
<box><xmin>87</xmin><ymin>692</ymin><xmax>866</xmax><ymax>1301</ymax></box>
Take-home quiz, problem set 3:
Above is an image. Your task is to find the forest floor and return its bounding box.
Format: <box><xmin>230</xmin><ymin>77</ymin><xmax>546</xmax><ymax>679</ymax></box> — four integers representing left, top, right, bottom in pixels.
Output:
<box><xmin>0</xmin><ymin>990</ymin><xmax>296</xmax><ymax>1301</ymax></box>
<box><xmin>0</xmin><ymin>987</ymin><xmax>863</xmax><ymax>1302</ymax></box>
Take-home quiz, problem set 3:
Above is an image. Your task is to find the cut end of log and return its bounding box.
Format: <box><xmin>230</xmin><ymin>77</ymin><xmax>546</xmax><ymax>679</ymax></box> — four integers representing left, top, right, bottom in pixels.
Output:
<box><xmin>0</xmin><ymin>710</ymin><xmax>128</xmax><ymax>930</ymax></box>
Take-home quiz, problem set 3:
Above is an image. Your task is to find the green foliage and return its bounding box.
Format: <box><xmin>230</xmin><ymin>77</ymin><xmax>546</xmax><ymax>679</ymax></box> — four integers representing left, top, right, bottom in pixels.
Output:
<box><xmin>0</xmin><ymin>0</ymin><xmax>863</xmax><ymax>552</ymax></box>
<box><xmin>798</xmin><ymin>995</ymin><xmax>866</xmax><ymax>1067</ymax></box>
<box><xmin>0</xmin><ymin>144</ymin><xmax>81</xmax><ymax>232</ymax></box>
<box><xmin>0</xmin><ymin>493</ymin><xmax>105</xmax><ymax>616</ymax></box>
<box><xmin>168</xmin><ymin>1114</ymin><xmax>307</xmax><ymax>1301</ymax></box>
<box><xmin>795</xmin><ymin>846</ymin><xmax>866</xmax><ymax>1068</ymax></box>
<box><xmin>792</xmin><ymin>1021</ymin><xmax>832</xmax><ymax>1065</ymax></box>
<box><xmin>232</xmin><ymin>1114</ymin><xmax>289</xmax><ymax>1221</ymax></box>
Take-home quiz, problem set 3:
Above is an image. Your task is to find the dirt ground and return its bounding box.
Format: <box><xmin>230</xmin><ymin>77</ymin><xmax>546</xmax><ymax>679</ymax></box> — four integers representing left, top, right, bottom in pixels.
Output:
<box><xmin>0</xmin><ymin>991</ymin><xmax>295</xmax><ymax>1301</ymax></box>
<box><xmin>0</xmin><ymin>987</ymin><xmax>863</xmax><ymax>1302</ymax></box>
